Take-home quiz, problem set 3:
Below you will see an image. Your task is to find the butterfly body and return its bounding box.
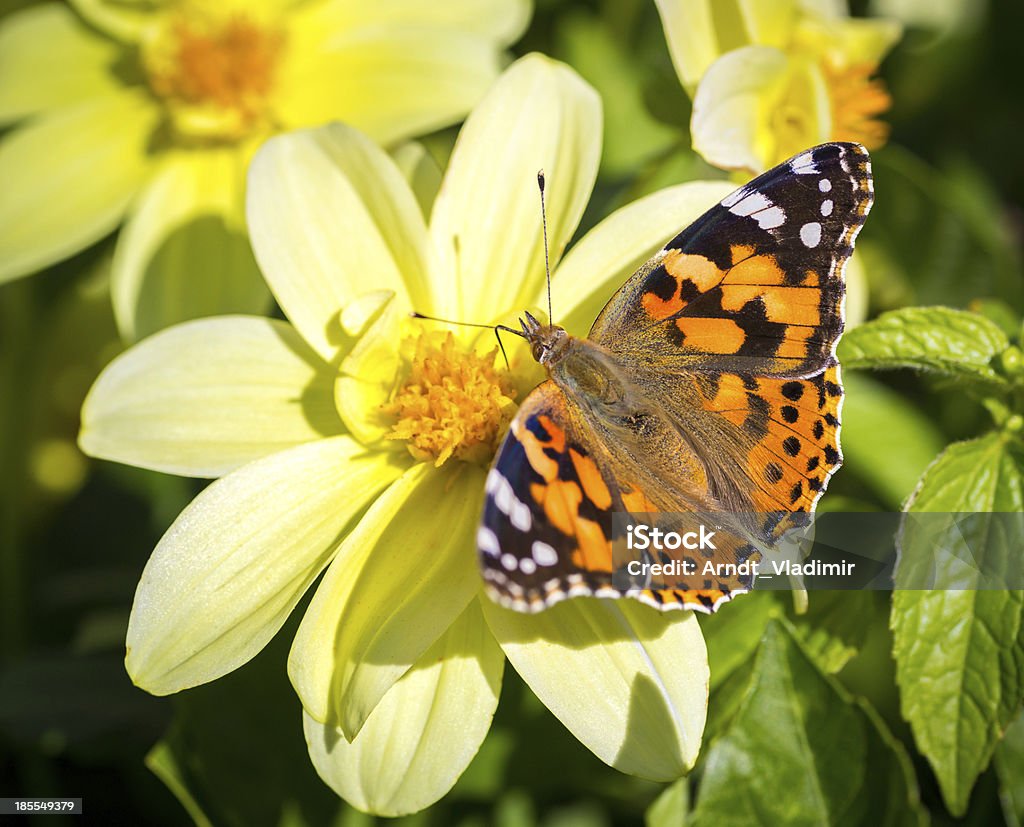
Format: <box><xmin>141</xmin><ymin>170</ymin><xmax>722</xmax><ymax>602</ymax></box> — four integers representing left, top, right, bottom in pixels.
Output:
<box><xmin>479</xmin><ymin>143</ymin><xmax>873</xmax><ymax>613</ymax></box>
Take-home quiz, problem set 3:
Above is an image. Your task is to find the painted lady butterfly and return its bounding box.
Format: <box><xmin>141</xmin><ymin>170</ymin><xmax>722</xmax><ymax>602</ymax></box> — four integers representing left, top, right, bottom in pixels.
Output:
<box><xmin>478</xmin><ymin>143</ymin><xmax>873</xmax><ymax>613</ymax></box>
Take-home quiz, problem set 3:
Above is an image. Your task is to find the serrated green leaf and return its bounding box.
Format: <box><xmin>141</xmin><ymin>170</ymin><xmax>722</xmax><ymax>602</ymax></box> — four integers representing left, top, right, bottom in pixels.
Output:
<box><xmin>690</xmin><ymin>621</ymin><xmax>926</xmax><ymax>827</ymax></box>
<box><xmin>839</xmin><ymin>306</ymin><xmax>1009</xmax><ymax>383</ymax></box>
<box><xmin>892</xmin><ymin>433</ymin><xmax>1024</xmax><ymax>816</ymax></box>
<box><xmin>646</xmin><ymin>778</ymin><xmax>689</xmax><ymax>827</ymax></box>
<box><xmin>839</xmin><ymin>373</ymin><xmax>947</xmax><ymax>509</ymax></box>
<box><xmin>995</xmin><ymin>710</ymin><xmax>1024</xmax><ymax>827</ymax></box>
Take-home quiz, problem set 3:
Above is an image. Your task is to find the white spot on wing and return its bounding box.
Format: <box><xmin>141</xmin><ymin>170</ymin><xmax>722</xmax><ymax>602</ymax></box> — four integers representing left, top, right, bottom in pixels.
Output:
<box><xmin>490</xmin><ymin>469</ymin><xmax>532</xmax><ymax>531</ymax></box>
<box><xmin>532</xmin><ymin>541</ymin><xmax>558</xmax><ymax>566</ymax></box>
<box><xmin>510</xmin><ymin>500</ymin><xmax>532</xmax><ymax>532</ymax></box>
<box><xmin>501</xmin><ymin>553</ymin><xmax>518</xmax><ymax>571</ymax></box>
<box><xmin>519</xmin><ymin>558</ymin><xmax>537</xmax><ymax>575</ymax></box>
<box><xmin>819</xmin><ymin>179</ymin><xmax>832</xmax><ymax>192</ymax></box>
<box><xmin>756</xmin><ymin>205</ymin><xmax>786</xmax><ymax>229</ymax></box>
<box><xmin>477</xmin><ymin>527</ymin><xmax>500</xmax><ymax>557</ymax></box>
<box><xmin>820</xmin><ymin>199</ymin><xmax>833</xmax><ymax>217</ymax></box>
<box><xmin>800</xmin><ymin>222</ymin><xmax>822</xmax><ymax>248</ymax></box>
<box><xmin>720</xmin><ymin>187</ymin><xmax>747</xmax><ymax>208</ymax></box>
<box><xmin>729</xmin><ymin>191</ymin><xmax>771</xmax><ymax>216</ymax></box>
<box><xmin>790</xmin><ymin>151</ymin><xmax>818</xmax><ymax>174</ymax></box>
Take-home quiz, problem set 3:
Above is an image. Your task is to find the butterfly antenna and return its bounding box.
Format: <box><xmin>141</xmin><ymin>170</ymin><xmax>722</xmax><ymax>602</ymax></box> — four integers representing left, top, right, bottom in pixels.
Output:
<box><xmin>410</xmin><ymin>311</ymin><xmax>524</xmax><ymax>370</ymax></box>
<box><xmin>538</xmin><ymin>171</ymin><xmax>553</xmax><ymax>326</ymax></box>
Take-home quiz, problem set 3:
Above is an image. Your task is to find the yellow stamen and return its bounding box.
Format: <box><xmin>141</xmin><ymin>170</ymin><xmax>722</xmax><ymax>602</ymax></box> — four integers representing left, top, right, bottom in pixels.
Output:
<box><xmin>384</xmin><ymin>332</ymin><xmax>517</xmax><ymax>467</ymax></box>
<box><xmin>145</xmin><ymin>10</ymin><xmax>284</xmax><ymax>139</ymax></box>
<box><xmin>823</xmin><ymin>61</ymin><xmax>893</xmax><ymax>149</ymax></box>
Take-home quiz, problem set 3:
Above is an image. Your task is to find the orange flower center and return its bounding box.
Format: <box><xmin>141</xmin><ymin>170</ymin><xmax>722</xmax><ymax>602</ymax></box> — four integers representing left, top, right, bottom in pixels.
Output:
<box><xmin>383</xmin><ymin>332</ymin><xmax>517</xmax><ymax>467</ymax></box>
<box><xmin>145</xmin><ymin>11</ymin><xmax>284</xmax><ymax>139</ymax></box>
<box><xmin>823</xmin><ymin>61</ymin><xmax>893</xmax><ymax>149</ymax></box>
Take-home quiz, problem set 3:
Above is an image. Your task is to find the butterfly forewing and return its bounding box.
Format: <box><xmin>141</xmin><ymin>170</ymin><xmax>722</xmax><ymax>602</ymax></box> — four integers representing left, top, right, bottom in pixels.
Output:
<box><xmin>592</xmin><ymin>142</ymin><xmax>872</xmax><ymax>379</ymax></box>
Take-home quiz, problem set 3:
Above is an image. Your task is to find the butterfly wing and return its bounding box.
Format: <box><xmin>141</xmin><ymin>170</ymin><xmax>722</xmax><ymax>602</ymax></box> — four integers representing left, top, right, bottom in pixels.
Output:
<box><xmin>591</xmin><ymin>142</ymin><xmax>871</xmax><ymax>380</ymax></box>
<box><xmin>592</xmin><ymin>143</ymin><xmax>869</xmax><ymax>533</ymax></box>
<box><xmin>478</xmin><ymin>381</ymin><xmax>754</xmax><ymax>613</ymax></box>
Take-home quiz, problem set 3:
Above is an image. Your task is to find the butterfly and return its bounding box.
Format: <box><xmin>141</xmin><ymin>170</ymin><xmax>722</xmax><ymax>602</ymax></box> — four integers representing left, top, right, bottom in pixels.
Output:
<box><xmin>477</xmin><ymin>142</ymin><xmax>873</xmax><ymax>613</ymax></box>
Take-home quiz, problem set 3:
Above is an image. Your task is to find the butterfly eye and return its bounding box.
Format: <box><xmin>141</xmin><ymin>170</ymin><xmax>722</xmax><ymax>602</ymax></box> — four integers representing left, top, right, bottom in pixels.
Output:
<box><xmin>531</xmin><ymin>342</ymin><xmax>548</xmax><ymax>362</ymax></box>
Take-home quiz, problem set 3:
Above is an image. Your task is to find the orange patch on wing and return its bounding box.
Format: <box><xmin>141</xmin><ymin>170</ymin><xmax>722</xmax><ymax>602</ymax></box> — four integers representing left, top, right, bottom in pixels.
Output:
<box><xmin>675</xmin><ymin>317</ymin><xmax>746</xmax><ymax>354</ymax></box>
<box><xmin>663</xmin><ymin>249</ymin><xmax>724</xmax><ymax>292</ymax></box>
<box><xmin>719</xmin><ymin>285</ymin><xmax>821</xmax><ymax>326</ymax></box>
<box><xmin>621</xmin><ymin>487</ymin><xmax>659</xmax><ymax>513</ymax></box>
<box><xmin>570</xmin><ymin>519</ymin><xmax>612</xmax><ymax>573</ymax></box>
<box><xmin>519</xmin><ymin>430</ymin><xmax>558</xmax><ymax>482</ymax></box>
<box><xmin>726</xmin><ymin>252</ymin><xmax>786</xmax><ymax>285</ymax></box>
<box><xmin>775</xmin><ymin>327</ymin><xmax>813</xmax><ymax>360</ymax></box>
<box><xmin>535</xmin><ymin>415</ymin><xmax>566</xmax><ymax>452</ymax></box>
<box><xmin>569</xmin><ymin>449</ymin><xmax>613</xmax><ymax>511</ymax></box>
<box><xmin>543</xmin><ymin>479</ymin><xmax>582</xmax><ymax>536</ymax></box>
<box><xmin>729</xmin><ymin>244</ymin><xmax>756</xmax><ymax>266</ymax></box>
<box><xmin>642</xmin><ymin>289</ymin><xmax>684</xmax><ymax>321</ymax></box>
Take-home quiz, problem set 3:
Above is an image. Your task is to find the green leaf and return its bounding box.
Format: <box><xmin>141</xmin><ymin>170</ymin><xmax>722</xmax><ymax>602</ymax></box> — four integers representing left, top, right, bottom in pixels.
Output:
<box><xmin>690</xmin><ymin>621</ymin><xmax>926</xmax><ymax>826</ymax></box>
<box><xmin>701</xmin><ymin>591</ymin><xmax>872</xmax><ymax>689</ymax></box>
<box><xmin>788</xmin><ymin>592</ymin><xmax>876</xmax><ymax>675</ymax></box>
<box><xmin>646</xmin><ymin>778</ymin><xmax>689</xmax><ymax>827</ymax></box>
<box><xmin>995</xmin><ymin>710</ymin><xmax>1024</xmax><ymax>827</ymax></box>
<box><xmin>699</xmin><ymin>592</ymin><xmax>777</xmax><ymax>691</ymax></box>
<box><xmin>838</xmin><ymin>373</ymin><xmax>947</xmax><ymax>509</ymax></box>
<box><xmin>839</xmin><ymin>306</ymin><xmax>1009</xmax><ymax>384</ymax></box>
<box><xmin>892</xmin><ymin>432</ymin><xmax>1024</xmax><ymax>816</ymax></box>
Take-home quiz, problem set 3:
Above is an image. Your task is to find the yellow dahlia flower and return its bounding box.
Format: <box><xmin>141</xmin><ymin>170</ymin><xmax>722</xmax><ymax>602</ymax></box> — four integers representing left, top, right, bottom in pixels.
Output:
<box><xmin>655</xmin><ymin>0</ymin><xmax>902</xmax><ymax>173</ymax></box>
<box><xmin>80</xmin><ymin>54</ymin><xmax>731</xmax><ymax>815</ymax></box>
<box><xmin>0</xmin><ymin>0</ymin><xmax>530</xmax><ymax>339</ymax></box>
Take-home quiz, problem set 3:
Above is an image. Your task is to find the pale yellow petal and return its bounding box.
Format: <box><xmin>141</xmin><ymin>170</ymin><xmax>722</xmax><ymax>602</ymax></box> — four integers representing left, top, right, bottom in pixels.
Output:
<box><xmin>428</xmin><ymin>53</ymin><xmax>601</xmax><ymax>319</ymax></box>
<box><xmin>0</xmin><ymin>91</ymin><xmax>157</xmax><ymax>284</ymax></box>
<box><xmin>334</xmin><ymin>293</ymin><xmax>404</xmax><ymax>446</ymax></box>
<box><xmin>692</xmin><ymin>46</ymin><xmax>830</xmax><ymax>173</ymax></box>
<box><xmin>0</xmin><ymin>4</ymin><xmax>124</xmax><ymax>124</ymax></box>
<box><xmin>290</xmin><ymin>463</ymin><xmax>483</xmax><ymax>738</ymax></box>
<box><xmin>292</xmin><ymin>0</ymin><xmax>531</xmax><ymax>43</ymax></box>
<box><xmin>112</xmin><ymin>149</ymin><xmax>269</xmax><ymax>341</ymax></box>
<box><xmin>80</xmin><ymin>317</ymin><xmax>342</xmax><ymax>477</ymax></box>
<box><xmin>246</xmin><ymin>124</ymin><xmax>430</xmax><ymax>361</ymax></box>
<box><xmin>391</xmin><ymin>141</ymin><xmax>443</xmax><ymax>219</ymax></box>
<box><xmin>654</xmin><ymin>0</ymin><xmax>799</xmax><ymax>94</ymax></box>
<box><xmin>303</xmin><ymin>601</ymin><xmax>503</xmax><ymax>817</ymax></box>
<box><xmin>68</xmin><ymin>0</ymin><xmax>167</xmax><ymax>42</ymax></box>
<box><xmin>797</xmin><ymin>15</ymin><xmax>903</xmax><ymax>67</ymax></box>
<box><xmin>275</xmin><ymin>27</ymin><xmax>501</xmax><ymax>147</ymax></box>
<box><xmin>484</xmin><ymin>598</ymin><xmax>708</xmax><ymax>780</ymax></box>
<box><xmin>550</xmin><ymin>181</ymin><xmax>736</xmax><ymax>337</ymax></box>
<box><xmin>125</xmin><ymin>436</ymin><xmax>404</xmax><ymax>695</ymax></box>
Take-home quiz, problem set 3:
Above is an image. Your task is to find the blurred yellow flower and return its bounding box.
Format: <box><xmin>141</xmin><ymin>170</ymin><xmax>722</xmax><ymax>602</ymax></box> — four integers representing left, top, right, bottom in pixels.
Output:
<box><xmin>656</xmin><ymin>0</ymin><xmax>902</xmax><ymax>173</ymax></box>
<box><xmin>0</xmin><ymin>0</ymin><xmax>530</xmax><ymax>339</ymax></box>
<box><xmin>79</xmin><ymin>54</ymin><xmax>729</xmax><ymax>815</ymax></box>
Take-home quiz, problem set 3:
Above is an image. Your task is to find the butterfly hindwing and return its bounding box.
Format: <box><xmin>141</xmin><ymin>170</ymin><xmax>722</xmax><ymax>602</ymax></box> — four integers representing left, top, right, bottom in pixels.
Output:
<box><xmin>591</xmin><ymin>143</ymin><xmax>871</xmax><ymax>379</ymax></box>
<box><xmin>478</xmin><ymin>382</ymin><xmax>750</xmax><ymax>613</ymax></box>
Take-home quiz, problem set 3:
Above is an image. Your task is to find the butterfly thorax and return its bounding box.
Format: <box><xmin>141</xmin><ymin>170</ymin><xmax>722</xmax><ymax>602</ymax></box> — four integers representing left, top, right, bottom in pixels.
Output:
<box><xmin>520</xmin><ymin>311</ymin><xmax>629</xmax><ymax>407</ymax></box>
